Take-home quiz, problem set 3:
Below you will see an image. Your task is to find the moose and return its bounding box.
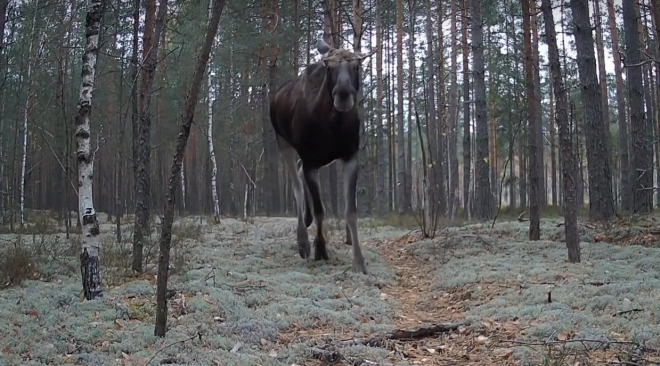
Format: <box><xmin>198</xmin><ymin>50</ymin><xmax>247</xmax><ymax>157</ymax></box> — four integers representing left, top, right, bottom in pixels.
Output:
<box><xmin>269</xmin><ymin>38</ymin><xmax>372</xmax><ymax>274</ymax></box>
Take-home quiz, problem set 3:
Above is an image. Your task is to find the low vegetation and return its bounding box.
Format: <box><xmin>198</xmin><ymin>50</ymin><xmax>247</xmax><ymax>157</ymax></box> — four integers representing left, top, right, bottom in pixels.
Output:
<box><xmin>1</xmin><ymin>212</ymin><xmax>659</xmax><ymax>365</ymax></box>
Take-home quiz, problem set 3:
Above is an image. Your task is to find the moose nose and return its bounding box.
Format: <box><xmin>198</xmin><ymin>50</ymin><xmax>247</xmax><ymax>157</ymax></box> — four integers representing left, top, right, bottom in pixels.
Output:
<box><xmin>337</xmin><ymin>90</ymin><xmax>351</xmax><ymax>100</ymax></box>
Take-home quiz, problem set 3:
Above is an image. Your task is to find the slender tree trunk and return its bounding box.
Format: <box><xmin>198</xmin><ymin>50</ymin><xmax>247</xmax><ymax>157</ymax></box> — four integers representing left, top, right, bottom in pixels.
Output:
<box><xmin>623</xmin><ymin>0</ymin><xmax>653</xmax><ymax>213</ymax></box>
<box><xmin>461</xmin><ymin>0</ymin><xmax>471</xmax><ymax>217</ymax></box>
<box><xmin>130</xmin><ymin>0</ymin><xmax>140</xmax><ymax>223</ymax></box>
<box><xmin>20</xmin><ymin>7</ymin><xmax>40</xmax><ymax>228</ymax></box>
<box><xmin>375</xmin><ymin>0</ymin><xmax>386</xmax><ymax>216</ymax></box>
<box><xmin>530</xmin><ymin>0</ymin><xmax>545</xmax><ymax>209</ymax></box>
<box><xmin>437</xmin><ymin>1</ymin><xmax>447</xmax><ymax>218</ymax></box>
<box><xmin>448</xmin><ymin>0</ymin><xmax>459</xmax><ymax>218</ymax></box>
<box><xmin>523</xmin><ymin>0</ymin><xmax>540</xmax><ymax>239</ymax></box>
<box><xmin>425</xmin><ymin>0</ymin><xmax>443</xmax><ymax>220</ymax></box>
<box><xmin>155</xmin><ymin>0</ymin><xmax>225</xmax><ymax>337</ymax></box>
<box><xmin>207</xmin><ymin>0</ymin><xmax>220</xmax><ymax>223</ymax></box>
<box><xmin>133</xmin><ymin>0</ymin><xmax>168</xmax><ymax>272</ymax></box>
<box><xmin>0</xmin><ymin>0</ymin><xmax>7</xmax><ymax>226</ymax></box>
<box><xmin>550</xmin><ymin>81</ymin><xmax>558</xmax><ymax>207</ymax></box>
<box><xmin>606</xmin><ymin>0</ymin><xmax>631</xmax><ymax>211</ymax></box>
<box><xmin>395</xmin><ymin>0</ymin><xmax>405</xmax><ymax>213</ymax></box>
<box><xmin>570</xmin><ymin>0</ymin><xmax>616</xmax><ymax>221</ymax></box>
<box><xmin>541</xmin><ymin>0</ymin><xmax>579</xmax><ymax>262</ymax></box>
<box><xmin>472</xmin><ymin>0</ymin><xmax>491</xmax><ymax>219</ymax></box>
<box><xmin>405</xmin><ymin>0</ymin><xmax>415</xmax><ymax>213</ymax></box>
<box><xmin>77</xmin><ymin>0</ymin><xmax>106</xmax><ymax>300</ymax></box>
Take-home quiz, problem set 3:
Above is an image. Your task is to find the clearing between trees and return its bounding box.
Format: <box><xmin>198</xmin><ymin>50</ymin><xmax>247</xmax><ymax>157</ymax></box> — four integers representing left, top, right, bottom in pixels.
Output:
<box><xmin>1</xmin><ymin>215</ymin><xmax>660</xmax><ymax>365</ymax></box>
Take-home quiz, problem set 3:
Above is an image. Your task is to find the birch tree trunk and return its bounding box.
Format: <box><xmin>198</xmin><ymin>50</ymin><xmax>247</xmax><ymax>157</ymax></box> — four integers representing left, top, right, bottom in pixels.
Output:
<box><xmin>77</xmin><ymin>0</ymin><xmax>106</xmax><ymax>300</ymax></box>
<box><xmin>155</xmin><ymin>0</ymin><xmax>225</xmax><ymax>337</ymax></box>
<box><xmin>20</xmin><ymin>6</ymin><xmax>40</xmax><ymax>228</ymax></box>
<box><xmin>180</xmin><ymin>161</ymin><xmax>186</xmax><ymax>213</ymax></box>
<box><xmin>206</xmin><ymin>7</ymin><xmax>220</xmax><ymax>223</ymax></box>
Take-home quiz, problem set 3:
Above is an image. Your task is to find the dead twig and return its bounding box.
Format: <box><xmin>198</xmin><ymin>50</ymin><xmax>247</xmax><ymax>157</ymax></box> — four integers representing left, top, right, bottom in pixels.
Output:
<box><xmin>145</xmin><ymin>332</ymin><xmax>200</xmax><ymax>365</ymax></box>
<box><xmin>612</xmin><ymin>308</ymin><xmax>644</xmax><ymax>317</ymax></box>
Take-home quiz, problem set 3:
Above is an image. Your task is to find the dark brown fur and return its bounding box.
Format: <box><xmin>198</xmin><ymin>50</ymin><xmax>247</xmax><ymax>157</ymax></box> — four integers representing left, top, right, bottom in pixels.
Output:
<box><xmin>268</xmin><ymin>40</ymin><xmax>368</xmax><ymax>274</ymax></box>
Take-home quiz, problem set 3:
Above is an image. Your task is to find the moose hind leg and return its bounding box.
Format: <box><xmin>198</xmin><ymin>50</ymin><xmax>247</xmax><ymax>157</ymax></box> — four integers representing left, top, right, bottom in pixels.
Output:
<box><xmin>302</xmin><ymin>167</ymin><xmax>329</xmax><ymax>261</ymax></box>
<box><xmin>279</xmin><ymin>141</ymin><xmax>310</xmax><ymax>259</ymax></box>
<box><xmin>343</xmin><ymin>154</ymin><xmax>367</xmax><ymax>274</ymax></box>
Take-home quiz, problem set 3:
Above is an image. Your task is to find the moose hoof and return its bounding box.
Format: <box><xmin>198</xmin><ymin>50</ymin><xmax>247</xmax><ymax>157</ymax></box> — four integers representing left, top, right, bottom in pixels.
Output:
<box><xmin>314</xmin><ymin>237</ymin><xmax>329</xmax><ymax>261</ymax></box>
<box><xmin>353</xmin><ymin>259</ymin><xmax>367</xmax><ymax>275</ymax></box>
<box><xmin>298</xmin><ymin>240</ymin><xmax>311</xmax><ymax>259</ymax></box>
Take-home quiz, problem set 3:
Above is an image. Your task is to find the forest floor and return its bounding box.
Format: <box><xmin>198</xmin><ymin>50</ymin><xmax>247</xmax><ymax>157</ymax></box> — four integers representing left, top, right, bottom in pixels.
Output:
<box><xmin>1</xmin><ymin>213</ymin><xmax>660</xmax><ymax>365</ymax></box>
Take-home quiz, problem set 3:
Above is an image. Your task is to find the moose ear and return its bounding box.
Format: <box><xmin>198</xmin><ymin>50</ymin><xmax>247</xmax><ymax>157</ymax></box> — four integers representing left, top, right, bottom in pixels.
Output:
<box><xmin>317</xmin><ymin>38</ymin><xmax>333</xmax><ymax>56</ymax></box>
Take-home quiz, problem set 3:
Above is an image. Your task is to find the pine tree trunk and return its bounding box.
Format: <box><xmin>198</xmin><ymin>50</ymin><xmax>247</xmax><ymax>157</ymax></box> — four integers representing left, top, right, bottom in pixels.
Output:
<box><xmin>134</xmin><ymin>0</ymin><xmax>168</xmax><ymax>272</ymax></box>
<box><xmin>448</xmin><ymin>0</ymin><xmax>459</xmax><ymax>218</ymax></box>
<box><xmin>541</xmin><ymin>0</ymin><xmax>580</xmax><ymax>262</ymax></box>
<box><xmin>472</xmin><ymin>0</ymin><xmax>492</xmax><ymax>219</ymax></box>
<box><xmin>77</xmin><ymin>0</ymin><xmax>106</xmax><ymax>300</ymax></box>
<box><xmin>523</xmin><ymin>0</ymin><xmax>540</xmax><ymax>239</ymax></box>
<box><xmin>155</xmin><ymin>0</ymin><xmax>225</xmax><ymax>337</ymax></box>
<box><xmin>461</xmin><ymin>0</ymin><xmax>471</xmax><ymax>217</ymax></box>
<box><xmin>375</xmin><ymin>0</ymin><xmax>386</xmax><ymax>216</ymax></box>
<box><xmin>605</xmin><ymin>0</ymin><xmax>631</xmax><ymax>211</ymax></box>
<box><xmin>395</xmin><ymin>0</ymin><xmax>405</xmax><ymax>214</ymax></box>
<box><xmin>570</xmin><ymin>0</ymin><xmax>616</xmax><ymax>221</ymax></box>
<box><xmin>623</xmin><ymin>0</ymin><xmax>653</xmax><ymax>213</ymax></box>
<box><xmin>530</xmin><ymin>0</ymin><xmax>546</xmax><ymax>209</ymax></box>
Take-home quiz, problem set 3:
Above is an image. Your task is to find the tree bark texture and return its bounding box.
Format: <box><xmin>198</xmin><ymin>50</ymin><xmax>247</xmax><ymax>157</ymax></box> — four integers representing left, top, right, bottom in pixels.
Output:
<box><xmin>570</xmin><ymin>0</ymin><xmax>615</xmax><ymax>221</ymax></box>
<box><xmin>623</xmin><ymin>0</ymin><xmax>653</xmax><ymax>213</ymax></box>
<box><xmin>133</xmin><ymin>0</ymin><xmax>169</xmax><ymax>272</ymax></box>
<box><xmin>396</xmin><ymin>0</ymin><xmax>405</xmax><ymax>213</ymax></box>
<box><xmin>155</xmin><ymin>0</ymin><xmax>225</xmax><ymax>337</ymax></box>
<box><xmin>606</xmin><ymin>0</ymin><xmax>632</xmax><ymax>211</ymax></box>
<box><xmin>472</xmin><ymin>0</ymin><xmax>492</xmax><ymax>219</ymax></box>
<box><xmin>461</xmin><ymin>0</ymin><xmax>471</xmax><ymax>218</ymax></box>
<box><xmin>541</xmin><ymin>0</ymin><xmax>580</xmax><ymax>262</ymax></box>
<box><xmin>207</xmin><ymin>0</ymin><xmax>220</xmax><ymax>223</ymax></box>
<box><xmin>522</xmin><ymin>0</ymin><xmax>540</xmax><ymax>239</ymax></box>
<box><xmin>448</xmin><ymin>0</ymin><xmax>459</xmax><ymax>218</ymax></box>
<box><xmin>77</xmin><ymin>0</ymin><xmax>106</xmax><ymax>300</ymax></box>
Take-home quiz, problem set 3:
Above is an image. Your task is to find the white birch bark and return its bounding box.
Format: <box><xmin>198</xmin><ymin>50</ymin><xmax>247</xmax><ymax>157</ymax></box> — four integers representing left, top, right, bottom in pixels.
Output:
<box><xmin>243</xmin><ymin>183</ymin><xmax>248</xmax><ymax>220</ymax></box>
<box><xmin>180</xmin><ymin>161</ymin><xmax>186</xmax><ymax>212</ymax></box>
<box><xmin>19</xmin><ymin>5</ymin><xmax>39</xmax><ymax>228</ymax></box>
<box><xmin>76</xmin><ymin>0</ymin><xmax>104</xmax><ymax>300</ymax></box>
<box><xmin>207</xmin><ymin>0</ymin><xmax>220</xmax><ymax>223</ymax></box>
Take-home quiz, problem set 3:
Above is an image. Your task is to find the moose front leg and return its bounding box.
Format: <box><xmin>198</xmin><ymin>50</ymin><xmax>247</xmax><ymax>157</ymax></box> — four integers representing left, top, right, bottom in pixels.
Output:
<box><xmin>302</xmin><ymin>167</ymin><xmax>329</xmax><ymax>261</ymax></box>
<box><xmin>343</xmin><ymin>154</ymin><xmax>366</xmax><ymax>274</ymax></box>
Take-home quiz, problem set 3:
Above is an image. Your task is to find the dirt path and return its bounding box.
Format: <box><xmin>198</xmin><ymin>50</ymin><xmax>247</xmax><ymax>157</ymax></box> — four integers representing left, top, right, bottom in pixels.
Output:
<box><xmin>370</xmin><ymin>233</ymin><xmax>519</xmax><ymax>366</ymax></box>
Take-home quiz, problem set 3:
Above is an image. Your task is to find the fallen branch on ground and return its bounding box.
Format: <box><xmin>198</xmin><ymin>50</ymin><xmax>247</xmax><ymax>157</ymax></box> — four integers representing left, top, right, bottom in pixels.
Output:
<box><xmin>309</xmin><ymin>321</ymin><xmax>471</xmax><ymax>363</ymax></box>
<box><xmin>612</xmin><ymin>308</ymin><xmax>644</xmax><ymax>317</ymax></box>
<box><xmin>517</xmin><ymin>212</ymin><xmax>529</xmax><ymax>222</ymax></box>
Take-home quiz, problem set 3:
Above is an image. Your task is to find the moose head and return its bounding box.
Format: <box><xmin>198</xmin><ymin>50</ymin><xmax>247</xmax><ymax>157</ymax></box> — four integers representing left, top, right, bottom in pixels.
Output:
<box><xmin>316</xmin><ymin>38</ymin><xmax>374</xmax><ymax>112</ymax></box>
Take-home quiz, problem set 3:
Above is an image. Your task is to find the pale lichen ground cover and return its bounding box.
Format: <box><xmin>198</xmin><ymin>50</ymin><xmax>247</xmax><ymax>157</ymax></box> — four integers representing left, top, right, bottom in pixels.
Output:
<box><xmin>0</xmin><ymin>216</ymin><xmax>409</xmax><ymax>366</ymax></box>
<box><xmin>410</xmin><ymin>218</ymin><xmax>660</xmax><ymax>362</ymax></box>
